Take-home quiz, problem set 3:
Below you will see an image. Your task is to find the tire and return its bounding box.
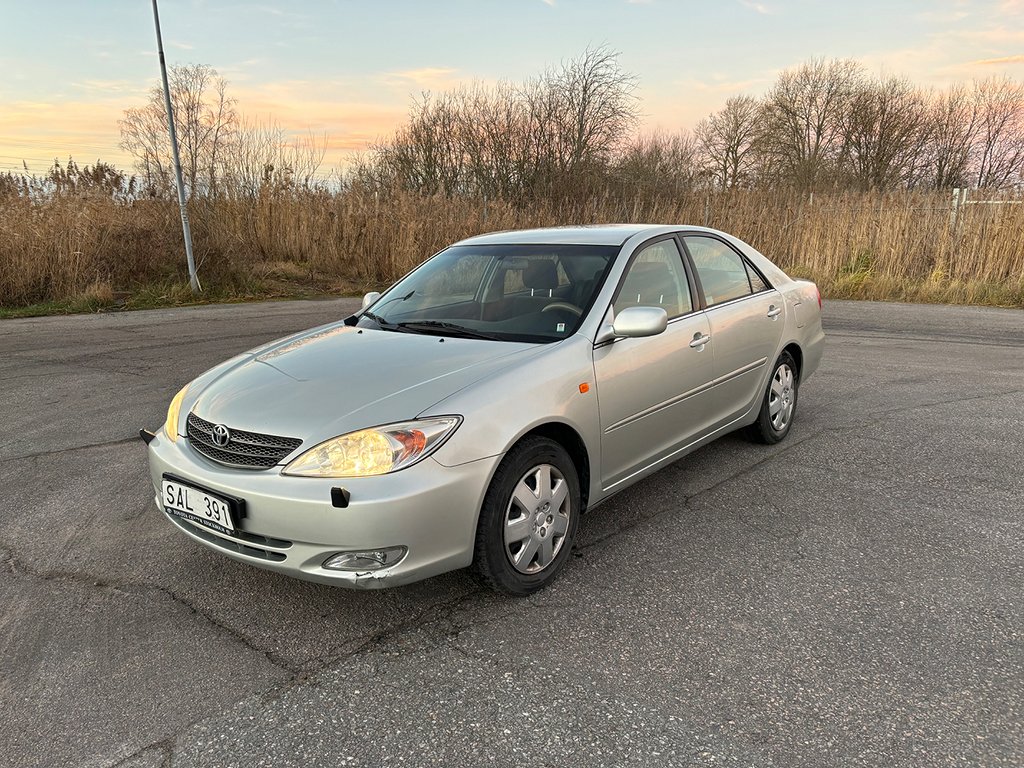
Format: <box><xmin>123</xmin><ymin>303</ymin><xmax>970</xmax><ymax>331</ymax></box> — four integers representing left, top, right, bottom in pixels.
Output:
<box><xmin>473</xmin><ymin>436</ymin><xmax>581</xmax><ymax>595</ymax></box>
<box><xmin>746</xmin><ymin>351</ymin><xmax>799</xmax><ymax>445</ymax></box>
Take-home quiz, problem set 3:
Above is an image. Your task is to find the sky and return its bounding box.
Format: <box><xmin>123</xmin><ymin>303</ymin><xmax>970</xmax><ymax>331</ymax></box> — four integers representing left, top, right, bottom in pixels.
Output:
<box><xmin>1</xmin><ymin>0</ymin><xmax>1022</xmax><ymax>178</ymax></box>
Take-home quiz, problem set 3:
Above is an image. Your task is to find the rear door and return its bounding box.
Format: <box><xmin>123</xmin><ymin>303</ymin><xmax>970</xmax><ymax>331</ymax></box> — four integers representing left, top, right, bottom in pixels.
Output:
<box><xmin>681</xmin><ymin>234</ymin><xmax>785</xmax><ymax>426</ymax></box>
<box><xmin>593</xmin><ymin>237</ymin><xmax>717</xmax><ymax>489</ymax></box>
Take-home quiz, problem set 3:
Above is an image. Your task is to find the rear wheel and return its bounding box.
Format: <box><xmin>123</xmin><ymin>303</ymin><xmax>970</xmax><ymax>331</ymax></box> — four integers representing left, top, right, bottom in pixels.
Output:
<box><xmin>746</xmin><ymin>351</ymin><xmax>799</xmax><ymax>445</ymax></box>
<box><xmin>473</xmin><ymin>436</ymin><xmax>580</xmax><ymax>595</ymax></box>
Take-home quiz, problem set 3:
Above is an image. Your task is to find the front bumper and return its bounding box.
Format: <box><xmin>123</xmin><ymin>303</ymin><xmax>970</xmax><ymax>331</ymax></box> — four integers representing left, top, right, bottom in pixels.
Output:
<box><xmin>146</xmin><ymin>430</ymin><xmax>500</xmax><ymax>588</ymax></box>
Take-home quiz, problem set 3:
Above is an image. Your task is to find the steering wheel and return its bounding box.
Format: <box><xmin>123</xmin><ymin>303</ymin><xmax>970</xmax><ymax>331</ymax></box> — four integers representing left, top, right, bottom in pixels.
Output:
<box><xmin>541</xmin><ymin>301</ymin><xmax>583</xmax><ymax>317</ymax></box>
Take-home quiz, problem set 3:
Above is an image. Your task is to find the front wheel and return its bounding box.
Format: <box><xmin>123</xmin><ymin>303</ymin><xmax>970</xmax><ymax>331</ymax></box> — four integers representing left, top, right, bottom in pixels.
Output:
<box><xmin>473</xmin><ymin>437</ymin><xmax>581</xmax><ymax>595</ymax></box>
<box><xmin>746</xmin><ymin>352</ymin><xmax>799</xmax><ymax>445</ymax></box>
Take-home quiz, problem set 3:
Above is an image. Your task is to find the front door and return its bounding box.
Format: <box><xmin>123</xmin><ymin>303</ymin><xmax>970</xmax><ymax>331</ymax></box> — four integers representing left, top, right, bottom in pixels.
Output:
<box><xmin>593</xmin><ymin>238</ymin><xmax>718</xmax><ymax>490</ymax></box>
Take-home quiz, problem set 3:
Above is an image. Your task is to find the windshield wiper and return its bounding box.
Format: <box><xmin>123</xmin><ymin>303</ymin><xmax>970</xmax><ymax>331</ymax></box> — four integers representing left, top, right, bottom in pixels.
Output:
<box><xmin>362</xmin><ymin>310</ymin><xmax>399</xmax><ymax>329</ymax></box>
<box><xmin>361</xmin><ymin>291</ymin><xmax>416</xmax><ymax>331</ymax></box>
<box><xmin>396</xmin><ymin>321</ymin><xmax>502</xmax><ymax>340</ymax></box>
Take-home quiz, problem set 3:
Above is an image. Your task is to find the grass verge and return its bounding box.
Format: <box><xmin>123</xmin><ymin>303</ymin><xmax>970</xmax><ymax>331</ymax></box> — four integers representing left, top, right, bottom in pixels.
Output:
<box><xmin>3</xmin><ymin>275</ymin><xmax>1021</xmax><ymax>320</ymax></box>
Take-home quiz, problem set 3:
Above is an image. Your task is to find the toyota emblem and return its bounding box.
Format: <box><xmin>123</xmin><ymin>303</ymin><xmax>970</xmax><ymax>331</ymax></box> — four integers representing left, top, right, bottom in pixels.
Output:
<box><xmin>211</xmin><ymin>424</ymin><xmax>231</xmax><ymax>447</ymax></box>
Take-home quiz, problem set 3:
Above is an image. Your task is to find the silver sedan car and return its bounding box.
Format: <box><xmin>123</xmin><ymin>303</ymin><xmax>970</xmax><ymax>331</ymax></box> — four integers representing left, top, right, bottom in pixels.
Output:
<box><xmin>144</xmin><ymin>225</ymin><xmax>824</xmax><ymax>594</ymax></box>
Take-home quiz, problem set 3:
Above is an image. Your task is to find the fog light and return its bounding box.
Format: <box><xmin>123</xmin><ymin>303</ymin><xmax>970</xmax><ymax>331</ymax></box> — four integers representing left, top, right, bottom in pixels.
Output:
<box><xmin>323</xmin><ymin>546</ymin><xmax>408</xmax><ymax>571</ymax></box>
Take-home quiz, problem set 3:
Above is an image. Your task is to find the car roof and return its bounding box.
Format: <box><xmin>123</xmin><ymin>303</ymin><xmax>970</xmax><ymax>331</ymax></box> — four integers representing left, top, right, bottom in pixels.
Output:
<box><xmin>455</xmin><ymin>224</ymin><xmax>709</xmax><ymax>247</ymax></box>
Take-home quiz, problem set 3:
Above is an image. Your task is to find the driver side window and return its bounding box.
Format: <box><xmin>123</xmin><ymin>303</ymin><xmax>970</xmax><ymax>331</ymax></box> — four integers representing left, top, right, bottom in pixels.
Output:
<box><xmin>613</xmin><ymin>239</ymin><xmax>692</xmax><ymax>319</ymax></box>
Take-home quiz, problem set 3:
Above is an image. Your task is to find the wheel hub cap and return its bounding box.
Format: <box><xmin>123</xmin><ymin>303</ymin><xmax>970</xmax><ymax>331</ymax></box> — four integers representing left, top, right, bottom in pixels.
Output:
<box><xmin>504</xmin><ymin>463</ymin><xmax>571</xmax><ymax>574</ymax></box>
<box><xmin>768</xmin><ymin>363</ymin><xmax>795</xmax><ymax>431</ymax></box>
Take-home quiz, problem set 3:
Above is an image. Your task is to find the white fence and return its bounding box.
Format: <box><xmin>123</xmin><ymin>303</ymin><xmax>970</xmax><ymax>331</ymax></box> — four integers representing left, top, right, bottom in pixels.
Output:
<box><xmin>949</xmin><ymin>187</ymin><xmax>1024</xmax><ymax>228</ymax></box>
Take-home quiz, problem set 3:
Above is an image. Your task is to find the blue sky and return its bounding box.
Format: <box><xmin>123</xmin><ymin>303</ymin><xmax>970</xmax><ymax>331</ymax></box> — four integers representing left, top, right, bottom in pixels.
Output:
<box><xmin>1</xmin><ymin>0</ymin><xmax>1022</xmax><ymax>175</ymax></box>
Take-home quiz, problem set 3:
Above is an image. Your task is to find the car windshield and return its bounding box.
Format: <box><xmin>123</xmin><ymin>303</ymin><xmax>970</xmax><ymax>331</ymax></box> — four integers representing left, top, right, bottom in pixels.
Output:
<box><xmin>358</xmin><ymin>244</ymin><xmax>618</xmax><ymax>342</ymax></box>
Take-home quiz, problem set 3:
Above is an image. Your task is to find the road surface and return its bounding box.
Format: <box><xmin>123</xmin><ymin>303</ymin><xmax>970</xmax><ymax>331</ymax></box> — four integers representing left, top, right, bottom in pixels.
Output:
<box><xmin>1</xmin><ymin>298</ymin><xmax>1021</xmax><ymax>767</ymax></box>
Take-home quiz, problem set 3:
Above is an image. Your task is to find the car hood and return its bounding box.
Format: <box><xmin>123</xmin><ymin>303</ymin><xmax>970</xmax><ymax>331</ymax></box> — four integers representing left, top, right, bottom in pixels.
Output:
<box><xmin>189</xmin><ymin>324</ymin><xmax>541</xmax><ymax>448</ymax></box>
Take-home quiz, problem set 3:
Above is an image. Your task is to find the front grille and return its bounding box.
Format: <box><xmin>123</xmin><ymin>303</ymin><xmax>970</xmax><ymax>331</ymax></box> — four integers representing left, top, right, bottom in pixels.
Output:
<box><xmin>187</xmin><ymin>412</ymin><xmax>303</xmax><ymax>469</ymax></box>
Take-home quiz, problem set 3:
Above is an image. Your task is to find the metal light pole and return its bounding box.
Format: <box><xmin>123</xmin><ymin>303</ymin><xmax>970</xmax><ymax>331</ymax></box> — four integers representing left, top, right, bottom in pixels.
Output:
<box><xmin>151</xmin><ymin>0</ymin><xmax>200</xmax><ymax>293</ymax></box>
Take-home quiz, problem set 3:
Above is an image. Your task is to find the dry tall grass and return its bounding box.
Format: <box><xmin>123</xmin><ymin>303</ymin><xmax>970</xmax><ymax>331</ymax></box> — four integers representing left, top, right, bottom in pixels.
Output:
<box><xmin>1</xmin><ymin>189</ymin><xmax>1022</xmax><ymax>310</ymax></box>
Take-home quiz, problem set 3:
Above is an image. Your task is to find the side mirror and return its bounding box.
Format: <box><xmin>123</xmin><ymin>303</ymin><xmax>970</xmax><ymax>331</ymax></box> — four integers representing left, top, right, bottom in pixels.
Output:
<box><xmin>361</xmin><ymin>291</ymin><xmax>382</xmax><ymax>310</ymax></box>
<box><xmin>611</xmin><ymin>306</ymin><xmax>668</xmax><ymax>338</ymax></box>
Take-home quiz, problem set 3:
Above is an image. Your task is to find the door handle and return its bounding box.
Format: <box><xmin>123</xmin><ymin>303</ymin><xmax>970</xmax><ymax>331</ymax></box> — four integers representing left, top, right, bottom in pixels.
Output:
<box><xmin>767</xmin><ymin>305</ymin><xmax>782</xmax><ymax>319</ymax></box>
<box><xmin>689</xmin><ymin>333</ymin><xmax>711</xmax><ymax>349</ymax></box>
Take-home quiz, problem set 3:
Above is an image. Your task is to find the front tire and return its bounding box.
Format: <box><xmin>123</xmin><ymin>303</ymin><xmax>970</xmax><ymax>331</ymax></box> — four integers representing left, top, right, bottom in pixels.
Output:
<box><xmin>746</xmin><ymin>351</ymin><xmax>799</xmax><ymax>445</ymax></box>
<box><xmin>473</xmin><ymin>436</ymin><xmax>581</xmax><ymax>595</ymax></box>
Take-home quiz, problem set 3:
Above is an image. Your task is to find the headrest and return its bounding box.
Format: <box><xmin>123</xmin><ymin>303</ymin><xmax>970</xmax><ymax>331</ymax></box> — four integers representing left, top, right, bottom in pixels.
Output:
<box><xmin>523</xmin><ymin>260</ymin><xmax>558</xmax><ymax>290</ymax></box>
<box><xmin>631</xmin><ymin>262</ymin><xmax>672</xmax><ymax>279</ymax></box>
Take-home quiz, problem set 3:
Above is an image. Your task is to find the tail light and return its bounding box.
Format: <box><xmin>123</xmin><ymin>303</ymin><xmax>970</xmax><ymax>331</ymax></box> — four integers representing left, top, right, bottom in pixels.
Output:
<box><xmin>815</xmin><ymin>284</ymin><xmax>821</xmax><ymax>309</ymax></box>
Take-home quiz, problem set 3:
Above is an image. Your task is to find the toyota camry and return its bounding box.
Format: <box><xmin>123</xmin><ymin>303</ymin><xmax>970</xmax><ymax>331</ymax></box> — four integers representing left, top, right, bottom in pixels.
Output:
<box><xmin>142</xmin><ymin>225</ymin><xmax>824</xmax><ymax>594</ymax></box>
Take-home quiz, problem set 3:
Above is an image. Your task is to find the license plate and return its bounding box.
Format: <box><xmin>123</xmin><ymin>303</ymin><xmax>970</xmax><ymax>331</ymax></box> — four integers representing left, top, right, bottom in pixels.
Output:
<box><xmin>161</xmin><ymin>475</ymin><xmax>237</xmax><ymax>535</ymax></box>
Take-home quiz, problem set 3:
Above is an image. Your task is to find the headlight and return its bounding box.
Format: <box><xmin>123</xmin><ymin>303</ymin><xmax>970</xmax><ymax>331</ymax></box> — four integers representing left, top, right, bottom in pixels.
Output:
<box><xmin>163</xmin><ymin>385</ymin><xmax>189</xmax><ymax>442</ymax></box>
<box><xmin>282</xmin><ymin>417</ymin><xmax>461</xmax><ymax>478</ymax></box>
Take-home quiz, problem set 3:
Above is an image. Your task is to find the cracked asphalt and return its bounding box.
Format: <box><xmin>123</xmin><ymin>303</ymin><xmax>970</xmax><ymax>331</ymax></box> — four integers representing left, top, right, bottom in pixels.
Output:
<box><xmin>1</xmin><ymin>298</ymin><xmax>1022</xmax><ymax>768</ymax></box>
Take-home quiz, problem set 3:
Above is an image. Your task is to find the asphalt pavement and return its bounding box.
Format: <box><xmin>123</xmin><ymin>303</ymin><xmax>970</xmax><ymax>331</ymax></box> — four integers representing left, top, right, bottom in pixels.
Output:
<box><xmin>1</xmin><ymin>298</ymin><xmax>1021</xmax><ymax>767</ymax></box>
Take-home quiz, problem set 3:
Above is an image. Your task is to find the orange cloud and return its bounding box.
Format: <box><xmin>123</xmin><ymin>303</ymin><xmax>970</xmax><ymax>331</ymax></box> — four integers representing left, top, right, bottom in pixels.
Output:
<box><xmin>0</xmin><ymin>99</ymin><xmax>131</xmax><ymax>172</ymax></box>
<box><xmin>230</xmin><ymin>82</ymin><xmax>411</xmax><ymax>162</ymax></box>
<box><xmin>970</xmin><ymin>54</ymin><xmax>1024</xmax><ymax>65</ymax></box>
<box><xmin>0</xmin><ymin>78</ymin><xmax>416</xmax><ymax>174</ymax></box>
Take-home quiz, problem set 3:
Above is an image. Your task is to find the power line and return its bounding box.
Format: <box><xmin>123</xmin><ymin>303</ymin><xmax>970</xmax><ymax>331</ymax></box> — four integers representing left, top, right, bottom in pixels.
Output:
<box><xmin>0</xmin><ymin>138</ymin><xmax>124</xmax><ymax>152</ymax></box>
<box><xmin>0</xmin><ymin>155</ymin><xmax>116</xmax><ymax>162</ymax></box>
<box><xmin>0</xmin><ymin>147</ymin><xmax>343</xmax><ymax>178</ymax></box>
<box><xmin>0</xmin><ymin>162</ymin><xmax>339</xmax><ymax>179</ymax></box>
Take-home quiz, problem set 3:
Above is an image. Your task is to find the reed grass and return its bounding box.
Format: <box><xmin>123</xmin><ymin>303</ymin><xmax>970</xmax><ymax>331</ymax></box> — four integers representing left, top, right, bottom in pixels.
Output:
<box><xmin>1</xmin><ymin>189</ymin><xmax>1022</xmax><ymax>312</ymax></box>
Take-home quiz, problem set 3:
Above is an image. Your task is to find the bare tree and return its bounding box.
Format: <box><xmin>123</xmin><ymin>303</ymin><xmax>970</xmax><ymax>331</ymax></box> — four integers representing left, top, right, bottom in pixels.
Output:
<box><xmin>457</xmin><ymin>81</ymin><xmax>537</xmax><ymax>199</ymax></box>
<box><xmin>119</xmin><ymin>64</ymin><xmax>238</xmax><ymax>197</ymax></box>
<box><xmin>223</xmin><ymin>120</ymin><xmax>327</xmax><ymax>199</ymax></box>
<box><xmin>518</xmin><ymin>72</ymin><xmax>565</xmax><ymax>194</ymax></box>
<box><xmin>614</xmin><ymin>130</ymin><xmax>699</xmax><ymax>195</ymax></box>
<box><xmin>370</xmin><ymin>90</ymin><xmax>468</xmax><ymax>196</ymax></box>
<box><xmin>924</xmin><ymin>84</ymin><xmax>980</xmax><ymax>189</ymax></box>
<box><xmin>972</xmin><ymin>76</ymin><xmax>1024</xmax><ymax>189</ymax></box>
<box><xmin>545</xmin><ymin>45</ymin><xmax>640</xmax><ymax>175</ymax></box>
<box><xmin>366</xmin><ymin>47</ymin><xmax>639</xmax><ymax>202</ymax></box>
<box><xmin>695</xmin><ymin>95</ymin><xmax>762</xmax><ymax>189</ymax></box>
<box><xmin>841</xmin><ymin>76</ymin><xmax>931</xmax><ymax>190</ymax></box>
<box><xmin>759</xmin><ymin>58</ymin><xmax>864</xmax><ymax>189</ymax></box>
